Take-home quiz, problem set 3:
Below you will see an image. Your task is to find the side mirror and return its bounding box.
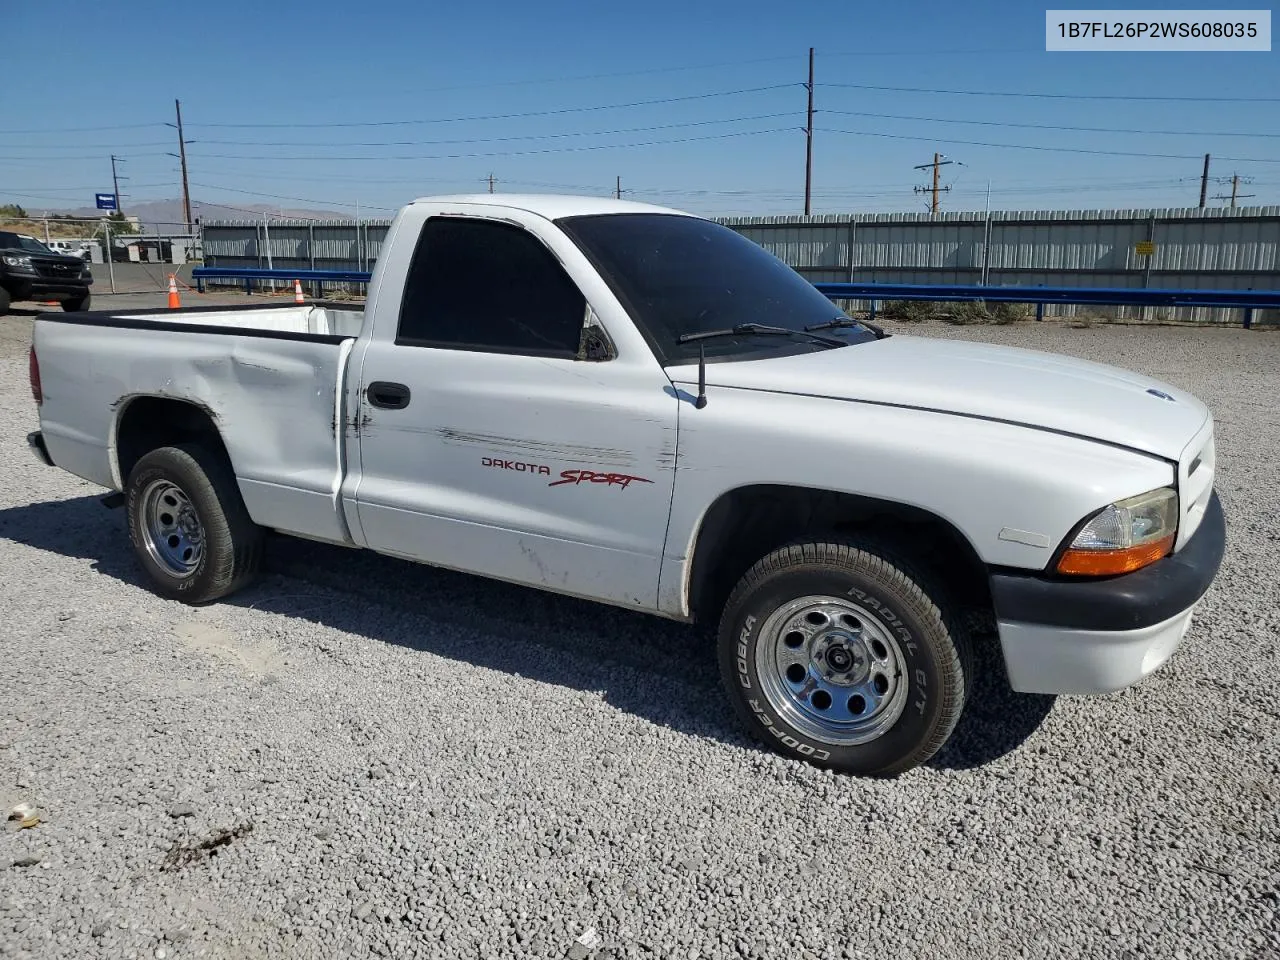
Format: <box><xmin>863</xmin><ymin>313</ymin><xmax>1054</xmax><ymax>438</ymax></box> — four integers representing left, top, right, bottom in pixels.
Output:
<box><xmin>580</xmin><ymin>328</ymin><xmax>613</xmax><ymax>362</ymax></box>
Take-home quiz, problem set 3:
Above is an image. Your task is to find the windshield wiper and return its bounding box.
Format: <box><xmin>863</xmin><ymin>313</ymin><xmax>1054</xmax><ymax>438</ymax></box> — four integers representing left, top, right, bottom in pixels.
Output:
<box><xmin>804</xmin><ymin>316</ymin><xmax>887</xmax><ymax>339</ymax></box>
<box><xmin>676</xmin><ymin>322</ymin><xmax>845</xmax><ymax>347</ymax></box>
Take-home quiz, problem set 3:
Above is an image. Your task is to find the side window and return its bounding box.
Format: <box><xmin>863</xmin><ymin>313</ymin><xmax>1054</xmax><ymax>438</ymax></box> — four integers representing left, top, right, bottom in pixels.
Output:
<box><xmin>397</xmin><ymin>217</ymin><xmax>588</xmax><ymax>358</ymax></box>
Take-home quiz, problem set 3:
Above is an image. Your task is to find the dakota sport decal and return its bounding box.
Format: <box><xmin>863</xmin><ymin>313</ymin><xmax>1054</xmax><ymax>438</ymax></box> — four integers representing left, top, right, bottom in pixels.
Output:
<box><xmin>480</xmin><ymin>457</ymin><xmax>651</xmax><ymax>490</ymax></box>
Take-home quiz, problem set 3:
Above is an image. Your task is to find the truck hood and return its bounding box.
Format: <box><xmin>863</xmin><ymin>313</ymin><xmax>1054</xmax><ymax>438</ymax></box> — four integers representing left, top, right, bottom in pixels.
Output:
<box><xmin>668</xmin><ymin>334</ymin><xmax>1209</xmax><ymax>460</ymax></box>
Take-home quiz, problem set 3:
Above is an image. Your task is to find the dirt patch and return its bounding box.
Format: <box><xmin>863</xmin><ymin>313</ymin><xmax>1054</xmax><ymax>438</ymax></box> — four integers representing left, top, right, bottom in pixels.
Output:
<box><xmin>175</xmin><ymin>620</ymin><xmax>282</xmax><ymax>675</ymax></box>
<box><xmin>162</xmin><ymin>822</ymin><xmax>254</xmax><ymax>872</ymax></box>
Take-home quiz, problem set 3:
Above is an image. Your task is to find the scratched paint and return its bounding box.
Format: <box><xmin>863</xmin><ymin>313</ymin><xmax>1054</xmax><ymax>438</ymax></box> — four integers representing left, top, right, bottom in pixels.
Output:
<box><xmin>437</xmin><ymin>428</ymin><xmax>635</xmax><ymax>467</ymax></box>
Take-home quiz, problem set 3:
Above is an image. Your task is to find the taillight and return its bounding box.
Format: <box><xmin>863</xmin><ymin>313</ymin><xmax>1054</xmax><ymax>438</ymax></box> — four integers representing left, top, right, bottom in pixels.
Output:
<box><xmin>28</xmin><ymin>345</ymin><xmax>42</xmax><ymax>405</ymax></box>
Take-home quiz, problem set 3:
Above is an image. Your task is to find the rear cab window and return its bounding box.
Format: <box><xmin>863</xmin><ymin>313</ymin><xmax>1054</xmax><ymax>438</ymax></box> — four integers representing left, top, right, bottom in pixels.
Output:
<box><xmin>396</xmin><ymin>217</ymin><xmax>598</xmax><ymax>359</ymax></box>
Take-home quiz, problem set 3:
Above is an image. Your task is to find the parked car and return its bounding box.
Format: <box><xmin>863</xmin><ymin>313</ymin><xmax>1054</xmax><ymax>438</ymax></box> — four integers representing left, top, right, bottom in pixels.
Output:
<box><xmin>25</xmin><ymin>195</ymin><xmax>1225</xmax><ymax>776</ymax></box>
<box><xmin>1</xmin><ymin>231</ymin><xmax>92</xmax><ymax>315</ymax></box>
<box><xmin>45</xmin><ymin>239</ymin><xmax>93</xmax><ymax>261</ymax></box>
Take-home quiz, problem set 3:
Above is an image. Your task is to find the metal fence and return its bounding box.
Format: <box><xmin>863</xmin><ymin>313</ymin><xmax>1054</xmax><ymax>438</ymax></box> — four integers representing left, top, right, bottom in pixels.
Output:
<box><xmin>198</xmin><ymin>205</ymin><xmax>1280</xmax><ymax>323</ymax></box>
<box><xmin>0</xmin><ymin>217</ymin><xmax>200</xmax><ymax>266</ymax></box>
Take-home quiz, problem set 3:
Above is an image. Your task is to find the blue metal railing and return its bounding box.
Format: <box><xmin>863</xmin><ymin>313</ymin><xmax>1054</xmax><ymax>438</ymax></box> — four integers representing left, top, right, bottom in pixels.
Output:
<box><xmin>191</xmin><ymin>267</ymin><xmax>373</xmax><ymax>297</ymax></box>
<box><xmin>192</xmin><ymin>267</ymin><xmax>1280</xmax><ymax>329</ymax></box>
<box><xmin>814</xmin><ymin>281</ymin><xmax>1280</xmax><ymax>329</ymax></box>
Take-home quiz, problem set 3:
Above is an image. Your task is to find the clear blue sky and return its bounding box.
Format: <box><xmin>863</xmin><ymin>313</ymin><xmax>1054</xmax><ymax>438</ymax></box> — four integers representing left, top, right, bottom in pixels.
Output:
<box><xmin>4</xmin><ymin>0</ymin><xmax>1278</xmax><ymax>220</ymax></box>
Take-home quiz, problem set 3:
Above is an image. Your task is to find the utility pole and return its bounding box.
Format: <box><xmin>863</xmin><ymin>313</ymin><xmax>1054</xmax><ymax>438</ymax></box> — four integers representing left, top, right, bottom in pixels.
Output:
<box><xmin>913</xmin><ymin>153</ymin><xmax>955</xmax><ymax>214</ymax></box>
<box><xmin>804</xmin><ymin>46</ymin><xmax>814</xmax><ymax>216</ymax></box>
<box><xmin>110</xmin><ymin>155</ymin><xmax>126</xmax><ymax>215</ymax></box>
<box><xmin>1198</xmin><ymin>154</ymin><xmax>1210</xmax><ymax>208</ymax></box>
<box><xmin>980</xmin><ymin>179</ymin><xmax>993</xmax><ymax>286</ymax></box>
<box><xmin>487</xmin><ymin>173</ymin><xmax>496</xmax><ymax>194</ymax></box>
<box><xmin>615</xmin><ymin>175</ymin><xmax>622</xmax><ymax>200</ymax></box>
<box><xmin>175</xmin><ymin>100</ymin><xmax>192</xmax><ymax>232</ymax></box>
<box><xmin>1212</xmin><ymin>173</ymin><xmax>1254</xmax><ymax>208</ymax></box>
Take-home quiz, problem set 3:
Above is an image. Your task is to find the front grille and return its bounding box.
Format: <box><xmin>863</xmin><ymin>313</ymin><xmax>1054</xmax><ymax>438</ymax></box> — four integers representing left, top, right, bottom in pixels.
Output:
<box><xmin>32</xmin><ymin>259</ymin><xmax>83</xmax><ymax>280</ymax></box>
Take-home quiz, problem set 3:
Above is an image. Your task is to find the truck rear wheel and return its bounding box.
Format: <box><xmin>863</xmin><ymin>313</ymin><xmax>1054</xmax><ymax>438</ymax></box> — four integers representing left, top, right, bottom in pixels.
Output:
<box><xmin>125</xmin><ymin>444</ymin><xmax>263</xmax><ymax>604</ymax></box>
<box><xmin>718</xmin><ymin>538</ymin><xmax>970</xmax><ymax>777</ymax></box>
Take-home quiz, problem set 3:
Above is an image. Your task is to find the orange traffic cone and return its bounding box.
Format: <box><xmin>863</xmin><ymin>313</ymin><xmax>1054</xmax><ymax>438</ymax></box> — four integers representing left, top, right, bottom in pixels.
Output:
<box><xmin>167</xmin><ymin>274</ymin><xmax>181</xmax><ymax>309</ymax></box>
<box><xmin>294</xmin><ymin>279</ymin><xmax>305</xmax><ymax>304</ymax></box>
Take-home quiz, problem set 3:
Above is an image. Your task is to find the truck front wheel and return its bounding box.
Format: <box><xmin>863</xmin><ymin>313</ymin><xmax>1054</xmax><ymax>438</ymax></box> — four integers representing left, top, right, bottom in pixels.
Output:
<box><xmin>61</xmin><ymin>292</ymin><xmax>91</xmax><ymax>312</ymax></box>
<box><xmin>718</xmin><ymin>538</ymin><xmax>970</xmax><ymax>777</ymax></box>
<box><xmin>125</xmin><ymin>444</ymin><xmax>263</xmax><ymax>604</ymax></box>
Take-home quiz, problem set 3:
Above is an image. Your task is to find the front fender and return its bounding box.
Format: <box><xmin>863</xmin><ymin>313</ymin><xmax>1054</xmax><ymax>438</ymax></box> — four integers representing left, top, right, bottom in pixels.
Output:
<box><xmin>658</xmin><ymin>390</ymin><xmax>1173</xmax><ymax>618</ymax></box>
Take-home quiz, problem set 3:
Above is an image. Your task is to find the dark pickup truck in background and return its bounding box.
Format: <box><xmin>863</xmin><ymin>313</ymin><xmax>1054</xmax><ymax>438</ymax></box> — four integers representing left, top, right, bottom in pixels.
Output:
<box><xmin>0</xmin><ymin>231</ymin><xmax>93</xmax><ymax>316</ymax></box>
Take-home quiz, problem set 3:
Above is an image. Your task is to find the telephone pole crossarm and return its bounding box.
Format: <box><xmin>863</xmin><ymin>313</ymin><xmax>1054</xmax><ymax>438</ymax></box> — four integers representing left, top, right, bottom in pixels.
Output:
<box><xmin>912</xmin><ymin>153</ymin><xmax>955</xmax><ymax>214</ymax></box>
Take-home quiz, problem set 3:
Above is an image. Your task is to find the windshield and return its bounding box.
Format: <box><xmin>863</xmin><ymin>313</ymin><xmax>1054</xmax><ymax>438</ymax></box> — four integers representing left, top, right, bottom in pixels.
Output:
<box><xmin>557</xmin><ymin>213</ymin><xmax>876</xmax><ymax>365</ymax></box>
<box><xmin>0</xmin><ymin>232</ymin><xmax>53</xmax><ymax>254</ymax></box>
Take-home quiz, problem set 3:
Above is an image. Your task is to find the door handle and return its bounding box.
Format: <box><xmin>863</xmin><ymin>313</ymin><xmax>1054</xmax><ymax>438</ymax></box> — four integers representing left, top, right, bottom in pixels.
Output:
<box><xmin>366</xmin><ymin>381</ymin><xmax>411</xmax><ymax>410</ymax></box>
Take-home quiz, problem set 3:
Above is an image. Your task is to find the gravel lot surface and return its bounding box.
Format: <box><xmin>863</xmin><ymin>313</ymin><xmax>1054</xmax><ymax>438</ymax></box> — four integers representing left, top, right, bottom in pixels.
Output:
<box><xmin>1</xmin><ymin>313</ymin><xmax>1277</xmax><ymax>960</ymax></box>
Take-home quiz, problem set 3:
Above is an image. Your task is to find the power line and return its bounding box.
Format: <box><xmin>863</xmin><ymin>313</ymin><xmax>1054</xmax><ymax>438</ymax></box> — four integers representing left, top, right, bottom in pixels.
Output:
<box><xmin>0</xmin><ymin>141</ymin><xmax>173</xmax><ymax>151</ymax></box>
<box><xmin>190</xmin><ymin>112</ymin><xmax>798</xmax><ymax>148</ymax></box>
<box><xmin>0</xmin><ymin>122</ymin><xmax>166</xmax><ymax>135</ymax></box>
<box><xmin>368</xmin><ymin>55</ymin><xmax>800</xmax><ymax>94</ymax></box>
<box><xmin>825</xmin><ymin>127</ymin><xmax>1280</xmax><ymax>163</ymax></box>
<box><xmin>187</xmin><ymin>126</ymin><xmax>794</xmax><ymax>163</ymax></box>
<box><xmin>0</xmin><ymin>182</ymin><xmax>175</xmax><ymax>193</ymax></box>
<box><xmin>187</xmin><ymin>84</ymin><xmax>798</xmax><ymax>129</ymax></box>
<box><xmin>189</xmin><ymin>182</ymin><xmax>398</xmax><ymax>211</ymax></box>
<box><xmin>821</xmin><ymin>109</ymin><xmax>1280</xmax><ymax>140</ymax></box>
<box><xmin>819</xmin><ymin>82</ymin><xmax>1280</xmax><ymax>103</ymax></box>
<box><xmin>0</xmin><ymin>152</ymin><xmax>171</xmax><ymax>161</ymax></box>
<box><xmin>191</xmin><ymin>198</ymin><xmax>337</xmax><ymax>221</ymax></box>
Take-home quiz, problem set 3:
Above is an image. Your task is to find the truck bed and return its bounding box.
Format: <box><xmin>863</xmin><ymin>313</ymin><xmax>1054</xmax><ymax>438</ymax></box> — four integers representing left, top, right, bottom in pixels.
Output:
<box><xmin>33</xmin><ymin>303</ymin><xmax>362</xmax><ymax>547</ymax></box>
<box><xmin>62</xmin><ymin>302</ymin><xmax>366</xmax><ymax>339</ymax></box>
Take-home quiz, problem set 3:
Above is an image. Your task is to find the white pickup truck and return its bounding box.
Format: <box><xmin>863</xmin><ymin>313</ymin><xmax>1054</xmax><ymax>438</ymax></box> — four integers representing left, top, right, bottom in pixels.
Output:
<box><xmin>27</xmin><ymin>194</ymin><xmax>1225</xmax><ymax>776</ymax></box>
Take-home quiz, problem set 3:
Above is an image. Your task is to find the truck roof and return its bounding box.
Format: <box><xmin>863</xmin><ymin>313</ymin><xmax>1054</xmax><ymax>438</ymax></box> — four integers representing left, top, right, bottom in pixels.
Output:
<box><xmin>408</xmin><ymin>193</ymin><xmax>693</xmax><ymax>220</ymax></box>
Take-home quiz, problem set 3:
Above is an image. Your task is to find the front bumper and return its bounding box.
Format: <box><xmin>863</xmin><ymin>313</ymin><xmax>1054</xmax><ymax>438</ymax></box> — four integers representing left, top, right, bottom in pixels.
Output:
<box><xmin>5</xmin><ymin>276</ymin><xmax>92</xmax><ymax>300</ymax></box>
<box><xmin>990</xmin><ymin>491</ymin><xmax>1226</xmax><ymax>694</ymax></box>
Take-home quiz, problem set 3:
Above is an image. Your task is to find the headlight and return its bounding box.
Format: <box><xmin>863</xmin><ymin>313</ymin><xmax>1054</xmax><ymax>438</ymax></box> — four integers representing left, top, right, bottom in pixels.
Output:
<box><xmin>1056</xmin><ymin>486</ymin><xmax>1178</xmax><ymax>576</ymax></box>
<box><xmin>3</xmin><ymin>255</ymin><xmax>32</xmax><ymax>268</ymax></box>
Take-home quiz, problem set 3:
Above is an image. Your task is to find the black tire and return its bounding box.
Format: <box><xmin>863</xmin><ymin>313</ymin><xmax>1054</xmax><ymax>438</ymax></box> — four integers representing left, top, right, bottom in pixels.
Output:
<box><xmin>718</xmin><ymin>538</ymin><xmax>970</xmax><ymax>777</ymax></box>
<box><xmin>0</xmin><ymin>287</ymin><xmax>10</xmax><ymax>316</ymax></box>
<box><xmin>125</xmin><ymin>444</ymin><xmax>263</xmax><ymax>604</ymax></box>
<box><xmin>61</xmin><ymin>292</ymin><xmax>91</xmax><ymax>312</ymax></box>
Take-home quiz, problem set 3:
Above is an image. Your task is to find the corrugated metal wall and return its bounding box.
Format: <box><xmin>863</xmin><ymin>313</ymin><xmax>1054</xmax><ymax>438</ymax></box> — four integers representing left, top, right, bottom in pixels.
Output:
<box><xmin>201</xmin><ymin>206</ymin><xmax>1280</xmax><ymax>322</ymax></box>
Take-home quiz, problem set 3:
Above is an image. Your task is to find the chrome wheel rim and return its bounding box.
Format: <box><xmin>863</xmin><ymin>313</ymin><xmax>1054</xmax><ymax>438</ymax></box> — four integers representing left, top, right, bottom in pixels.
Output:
<box><xmin>755</xmin><ymin>595</ymin><xmax>908</xmax><ymax>746</ymax></box>
<box><xmin>140</xmin><ymin>479</ymin><xmax>204</xmax><ymax>578</ymax></box>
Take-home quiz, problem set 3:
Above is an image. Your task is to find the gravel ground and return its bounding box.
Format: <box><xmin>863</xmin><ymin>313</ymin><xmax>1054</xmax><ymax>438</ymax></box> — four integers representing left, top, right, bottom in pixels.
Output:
<box><xmin>1</xmin><ymin>314</ymin><xmax>1277</xmax><ymax>960</ymax></box>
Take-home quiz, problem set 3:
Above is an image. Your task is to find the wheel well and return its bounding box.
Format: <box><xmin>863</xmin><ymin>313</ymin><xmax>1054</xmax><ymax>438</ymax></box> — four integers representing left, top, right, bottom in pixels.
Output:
<box><xmin>114</xmin><ymin>396</ymin><xmax>232</xmax><ymax>486</ymax></box>
<box><xmin>687</xmin><ymin>485</ymin><xmax>993</xmax><ymax>627</ymax></box>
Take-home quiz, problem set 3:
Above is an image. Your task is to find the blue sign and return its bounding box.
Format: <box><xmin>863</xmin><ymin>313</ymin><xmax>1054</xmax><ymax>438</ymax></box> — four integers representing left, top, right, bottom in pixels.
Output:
<box><xmin>95</xmin><ymin>193</ymin><xmax>117</xmax><ymax>211</ymax></box>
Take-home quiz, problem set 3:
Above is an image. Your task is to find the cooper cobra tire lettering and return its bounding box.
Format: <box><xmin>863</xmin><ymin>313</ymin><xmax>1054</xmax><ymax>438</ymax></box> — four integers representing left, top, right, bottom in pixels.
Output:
<box><xmin>736</xmin><ymin>615</ymin><xmax>756</xmax><ymax>689</ymax></box>
<box><xmin>746</xmin><ymin>698</ymin><xmax>829</xmax><ymax>761</ymax></box>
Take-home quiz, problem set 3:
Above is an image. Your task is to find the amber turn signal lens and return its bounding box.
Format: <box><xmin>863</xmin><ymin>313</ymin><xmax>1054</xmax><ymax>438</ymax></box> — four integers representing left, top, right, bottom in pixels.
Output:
<box><xmin>1057</xmin><ymin>533</ymin><xmax>1175</xmax><ymax>576</ymax></box>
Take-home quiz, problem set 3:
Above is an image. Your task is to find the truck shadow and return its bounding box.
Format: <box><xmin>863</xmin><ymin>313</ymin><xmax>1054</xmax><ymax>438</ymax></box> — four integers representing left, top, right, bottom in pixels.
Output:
<box><xmin>0</xmin><ymin>494</ymin><xmax>1054</xmax><ymax>774</ymax></box>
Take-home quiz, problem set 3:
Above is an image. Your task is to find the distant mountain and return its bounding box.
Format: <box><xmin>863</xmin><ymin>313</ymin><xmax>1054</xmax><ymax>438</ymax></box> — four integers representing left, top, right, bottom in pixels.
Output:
<box><xmin>32</xmin><ymin>198</ymin><xmax>353</xmax><ymax>226</ymax></box>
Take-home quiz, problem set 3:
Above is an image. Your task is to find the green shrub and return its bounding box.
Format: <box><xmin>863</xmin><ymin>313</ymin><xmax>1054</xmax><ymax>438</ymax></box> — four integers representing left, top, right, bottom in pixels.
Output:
<box><xmin>882</xmin><ymin>299</ymin><xmax>938</xmax><ymax>323</ymax></box>
<box><xmin>988</xmin><ymin>301</ymin><xmax>1031</xmax><ymax>324</ymax></box>
<box><xmin>945</xmin><ymin>301</ymin><xmax>991</xmax><ymax>325</ymax></box>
